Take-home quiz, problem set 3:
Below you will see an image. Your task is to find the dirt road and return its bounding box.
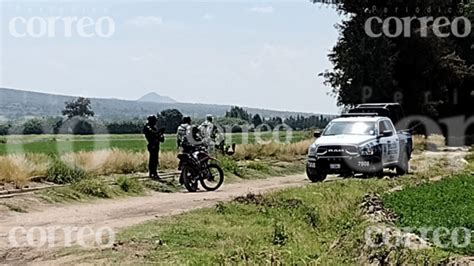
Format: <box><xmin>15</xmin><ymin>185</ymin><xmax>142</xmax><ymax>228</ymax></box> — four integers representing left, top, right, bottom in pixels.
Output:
<box><xmin>0</xmin><ymin>174</ymin><xmax>310</xmax><ymax>263</ymax></box>
<box><xmin>0</xmin><ymin>149</ymin><xmax>469</xmax><ymax>264</ymax></box>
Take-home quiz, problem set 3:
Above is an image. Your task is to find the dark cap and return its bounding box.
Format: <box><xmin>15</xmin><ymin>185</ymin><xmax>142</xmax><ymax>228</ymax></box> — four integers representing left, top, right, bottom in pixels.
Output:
<box><xmin>183</xmin><ymin>116</ymin><xmax>191</xmax><ymax>124</ymax></box>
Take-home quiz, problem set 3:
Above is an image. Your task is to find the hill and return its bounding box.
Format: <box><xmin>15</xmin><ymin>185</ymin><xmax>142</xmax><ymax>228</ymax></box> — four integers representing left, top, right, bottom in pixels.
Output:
<box><xmin>0</xmin><ymin>88</ymin><xmax>329</xmax><ymax>120</ymax></box>
<box><xmin>137</xmin><ymin>92</ymin><xmax>177</xmax><ymax>104</ymax></box>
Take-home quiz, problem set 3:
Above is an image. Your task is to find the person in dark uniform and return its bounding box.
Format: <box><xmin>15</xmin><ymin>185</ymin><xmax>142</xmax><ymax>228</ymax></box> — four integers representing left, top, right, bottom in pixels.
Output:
<box><xmin>143</xmin><ymin>115</ymin><xmax>165</xmax><ymax>179</ymax></box>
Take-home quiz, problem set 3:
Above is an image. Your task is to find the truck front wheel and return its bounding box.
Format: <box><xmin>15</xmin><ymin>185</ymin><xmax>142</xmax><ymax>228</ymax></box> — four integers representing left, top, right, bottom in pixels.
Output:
<box><xmin>306</xmin><ymin>167</ymin><xmax>327</xmax><ymax>182</ymax></box>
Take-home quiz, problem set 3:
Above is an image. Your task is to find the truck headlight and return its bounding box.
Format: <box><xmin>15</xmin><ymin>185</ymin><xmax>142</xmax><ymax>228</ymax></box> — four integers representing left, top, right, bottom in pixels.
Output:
<box><xmin>308</xmin><ymin>144</ymin><xmax>318</xmax><ymax>156</ymax></box>
<box><xmin>359</xmin><ymin>143</ymin><xmax>375</xmax><ymax>156</ymax></box>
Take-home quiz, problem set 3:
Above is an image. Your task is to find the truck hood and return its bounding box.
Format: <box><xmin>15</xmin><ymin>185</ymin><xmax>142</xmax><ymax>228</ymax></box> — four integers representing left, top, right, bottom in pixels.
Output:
<box><xmin>315</xmin><ymin>135</ymin><xmax>376</xmax><ymax>146</ymax></box>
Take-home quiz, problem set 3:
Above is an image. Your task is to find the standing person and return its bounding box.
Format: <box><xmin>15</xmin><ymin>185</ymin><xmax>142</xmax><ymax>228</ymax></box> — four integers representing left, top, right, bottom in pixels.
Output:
<box><xmin>199</xmin><ymin>114</ymin><xmax>218</xmax><ymax>152</ymax></box>
<box><xmin>143</xmin><ymin>115</ymin><xmax>165</xmax><ymax>179</ymax></box>
<box><xmin>177</xmin><ymin>116</ymin><xmax>192</xmax><ymax>151</ymax></box>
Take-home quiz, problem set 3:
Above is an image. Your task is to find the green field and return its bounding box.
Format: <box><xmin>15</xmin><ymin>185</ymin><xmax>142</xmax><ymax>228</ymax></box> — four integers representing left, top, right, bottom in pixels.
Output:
<box><xmin>0</xmin><ymin>131</ymin><xmax>310</xmax><ymax>155</ymax></box>
<box><xmin>384</xmin><ymin>174</ymin><xmax>474</xmax><ymax>255</ymax></box>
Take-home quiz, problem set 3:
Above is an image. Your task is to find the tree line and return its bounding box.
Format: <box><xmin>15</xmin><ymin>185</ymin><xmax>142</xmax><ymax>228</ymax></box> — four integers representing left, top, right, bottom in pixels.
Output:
<box><xmin>0</xmin><ymin>100</ymin><xmax>331</xmax><ymax>135</ymax></box>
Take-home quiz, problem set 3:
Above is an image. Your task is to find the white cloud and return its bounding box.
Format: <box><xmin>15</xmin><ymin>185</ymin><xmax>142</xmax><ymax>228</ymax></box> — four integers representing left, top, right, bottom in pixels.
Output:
<box><xmin>203</xmin><ymin>13</ymin><xmax>214</xmax><ymax>21</ymax></box>
<box><xmin>248</xmin><ymin>6</ymin><xmax>274</xmax><ymax>14</ymax></box>
<box><xmin>126</xmin><ymin>16</ymin><xmax>163</xmax><ymax>27</ymax></box>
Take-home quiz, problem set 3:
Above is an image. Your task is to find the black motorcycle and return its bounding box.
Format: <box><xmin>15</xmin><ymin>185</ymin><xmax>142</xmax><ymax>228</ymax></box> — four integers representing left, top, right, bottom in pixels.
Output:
<box><xmin>177</xmin><ymin>146</ymin><xmax>224</xmax><ymax>192</ymax></box>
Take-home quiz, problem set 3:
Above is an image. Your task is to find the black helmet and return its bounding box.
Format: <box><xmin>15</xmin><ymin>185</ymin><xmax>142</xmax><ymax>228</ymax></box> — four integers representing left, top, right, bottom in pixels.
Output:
<box><xmin>206</xmin><ymin>114</ymin><xmax>213</xmax><ymax>122</ymax></box>
<box><xmin>147</xmin><ymin>115</ymin><xmax>158</xmax><ymax>123</ymax></box>
<box><xmin>183</xmin><ymin>116</ymin><xmax>191</xmax><ymax>124</ymax></box>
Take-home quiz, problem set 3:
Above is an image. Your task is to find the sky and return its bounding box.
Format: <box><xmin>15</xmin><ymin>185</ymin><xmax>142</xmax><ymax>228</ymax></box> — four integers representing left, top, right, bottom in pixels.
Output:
<box><xmin>0</xmin><ymin>0</ymin><xmax>343</xmax><ymax>114</ymax></box>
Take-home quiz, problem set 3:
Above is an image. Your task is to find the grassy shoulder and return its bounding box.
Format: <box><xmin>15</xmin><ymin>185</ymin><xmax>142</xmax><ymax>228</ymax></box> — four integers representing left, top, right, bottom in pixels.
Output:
<box><xmin>63</xmin><ymin>150</ymin><xmax>473</xmax><ymax>264</ymax></box>
<box><xmin>74</xmin><ymin>178</ymin><xmax>446</xmax><ymax>264</ymax></box>
<box><xmin>37</xmin><ymin>159</ymin><xmax>305</xmax><ymax>204</ymax></box>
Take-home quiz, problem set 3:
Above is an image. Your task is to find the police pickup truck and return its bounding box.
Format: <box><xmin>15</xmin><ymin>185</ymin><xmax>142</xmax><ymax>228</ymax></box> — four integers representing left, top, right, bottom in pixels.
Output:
<box><xmin>306</xmin><ymin>104</ymin><xmax>412</xmax><ymax>182</ymax></box>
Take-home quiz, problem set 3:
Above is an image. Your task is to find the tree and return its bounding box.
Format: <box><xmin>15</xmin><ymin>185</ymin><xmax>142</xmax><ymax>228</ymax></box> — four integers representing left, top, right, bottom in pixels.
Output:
<box><xmin>22</xmin><ymin>119</ymin><xmax>43</xmax><ymax>135</ymax></box>
<box><xmin>251</xmin><ymin>114</ymin><xmax>263</xmax><ymax>127</ymax></box>
<box><xmin>0</xmin><ymin>123</ymin><xmax>10</xmax><ymax>136</ymax></box>
<box><xmin>62</xmin><ymin>97</ymin><xmax>95</xmax><ymax>118</ymax></box>
<box><xmin>157</xmin><ymin>109</ymin><xmax>184</xmax><ymax>134</ymax></box>
<box><xmin>320</xmin><ymin>0</ymin><xmax>473</xmax><ymax>120</ymax></box>
<box><xmin>225</xmin><ymin>106</ymin><xmax>251</xmax><ymax>122</ymax></box>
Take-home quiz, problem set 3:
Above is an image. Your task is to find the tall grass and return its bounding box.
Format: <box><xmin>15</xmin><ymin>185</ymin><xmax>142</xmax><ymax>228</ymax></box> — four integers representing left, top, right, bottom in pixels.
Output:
<box><xmin>233</xmin><ymin>139</ymin><xmax>312</xmax><ymax>161</ymax></box>
<box><xmin>0</xmin><ymin>154</ymin><xmax>49</xmax><ymax>187</ymax></box>
<box><xmin>0</xmin><ymin>139</ymin><xmax>313</xmax><ymax>187</ymax></box>
<box><xmin>413</xmin><ymin>134</ymin><xmax>446</xmax><ymax>152</ymax></box>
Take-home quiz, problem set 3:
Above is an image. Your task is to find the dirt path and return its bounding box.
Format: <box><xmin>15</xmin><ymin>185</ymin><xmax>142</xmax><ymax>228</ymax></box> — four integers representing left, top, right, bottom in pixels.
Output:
<box><xmin>0</xmin><ymin>149</ymin><xmax>469</xmax><ymax>264</ymax></box>
<box><xmin>0</xmin><ymin>174</ymin><xmax>310</xmax><ymax>263</ymax></box>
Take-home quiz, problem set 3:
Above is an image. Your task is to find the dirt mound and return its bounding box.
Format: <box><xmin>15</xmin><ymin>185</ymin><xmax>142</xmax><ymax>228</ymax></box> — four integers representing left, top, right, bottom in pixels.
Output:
<box><xmin>360</xmin><ymin>193</ymin><xmax>397</xmax><ymax>224</ymax></box>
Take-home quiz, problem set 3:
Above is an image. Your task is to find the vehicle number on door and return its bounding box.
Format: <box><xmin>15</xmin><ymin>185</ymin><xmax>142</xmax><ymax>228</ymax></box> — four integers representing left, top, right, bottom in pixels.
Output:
<box><xmin>358</xmin><ymin>161</ymin><xmax>370</xmax><ymax>167</ymax></box>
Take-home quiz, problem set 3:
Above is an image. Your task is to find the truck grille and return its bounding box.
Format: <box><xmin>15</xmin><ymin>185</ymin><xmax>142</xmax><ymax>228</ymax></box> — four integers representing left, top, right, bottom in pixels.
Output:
<box><xmin>317</xmin><ymin>145</ymin><xmax>358</xmax><ymax>157</ymax></box>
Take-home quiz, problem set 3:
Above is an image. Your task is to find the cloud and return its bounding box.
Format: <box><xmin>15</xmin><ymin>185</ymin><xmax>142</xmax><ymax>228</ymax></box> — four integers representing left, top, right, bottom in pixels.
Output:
<box><xmin>126</xmin><ymin>16</ymin><xmax>163</xmax><ymax>27</ymax></box>
<box><xmin>203</xmin><ymin>13</ymin><xmax>214</xmax><ymax>21</ymax></box>
<box><xmin>248</xmin><ymin>6</ymin><xmax>274</xmax><ymax>14</ymax></box>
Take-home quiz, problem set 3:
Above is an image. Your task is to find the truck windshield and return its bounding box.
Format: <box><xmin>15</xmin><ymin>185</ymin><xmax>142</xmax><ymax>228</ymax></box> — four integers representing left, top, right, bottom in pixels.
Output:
<box><xmin>323</xmin><ymin>121</ymin><xmax>376</xmax><ymax>136</ymax></box>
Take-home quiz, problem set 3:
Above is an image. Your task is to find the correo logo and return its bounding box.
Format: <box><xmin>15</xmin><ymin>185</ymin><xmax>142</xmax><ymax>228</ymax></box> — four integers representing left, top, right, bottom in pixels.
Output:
<box><xmin>8</xmin><ymin>16</ymin><xmax>116</xmax><ymax>38</ymax></box>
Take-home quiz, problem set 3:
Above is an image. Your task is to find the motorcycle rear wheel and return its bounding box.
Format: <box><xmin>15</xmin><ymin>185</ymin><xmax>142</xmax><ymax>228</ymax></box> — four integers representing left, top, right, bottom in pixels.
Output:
<box><xmin>182</xmin><ymin>165</ymin><xmax>199</xmax><ymax>192</ymax></box>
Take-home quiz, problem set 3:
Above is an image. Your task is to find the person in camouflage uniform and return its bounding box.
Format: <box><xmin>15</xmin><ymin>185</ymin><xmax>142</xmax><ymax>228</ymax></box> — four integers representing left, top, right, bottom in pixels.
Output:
<box><xmin>199</xmin><ymin>115</ymin><xmax>218</xmax><ymax>152</ymax></box>
<box><xmin>177</xmin><ymin>116</ymin><xmax>192</xmax><ymax>151</ymax></box>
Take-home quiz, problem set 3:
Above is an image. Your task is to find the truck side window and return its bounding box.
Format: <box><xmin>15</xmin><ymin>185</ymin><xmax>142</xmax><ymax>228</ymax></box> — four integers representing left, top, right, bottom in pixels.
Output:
<box><xmin>383</xmin><ymin>120</ymin><xmax>395</xmax><ymax>132</ymax></box>
<box><xmin>379</xmin><ymin>121</ymin><xmax>387</xmax><ymax>133</ymax></box>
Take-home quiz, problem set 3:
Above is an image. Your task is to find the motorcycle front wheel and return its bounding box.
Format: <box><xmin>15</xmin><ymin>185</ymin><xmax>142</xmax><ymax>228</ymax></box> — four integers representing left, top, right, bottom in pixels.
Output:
<box><xmin>182</xmin><ymin>165</ymin><xmax>199</xmax><ymax>192</ymax></box>
<box><xmin>200</xmin><ymin>164</ymin><xmax>224</xmax><ymax>191</ymax></box>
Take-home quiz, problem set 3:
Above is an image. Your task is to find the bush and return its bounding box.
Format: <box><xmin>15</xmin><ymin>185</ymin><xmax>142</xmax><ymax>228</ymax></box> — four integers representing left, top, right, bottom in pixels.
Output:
<box><xmin>220</xmin><ymin>156</ymin><xmax>245</xmax><ymax>177</ymax></box>
<box><xmin>72</xmin><ymin>178</ymin><xmax>112</xmax><ymax>198</ymax></box>
<box><xmin>0</xmin><ymin>124</ymin><xmax>10</xmax><ymax>136</ymax></box>
<box><xmin>22</xmin><ymin>119</ymin><xmax>44</xmax><ymax>135</ymax></box>
<box><xmin>272</xmin><ymin>222</ymin><xmax>288</xmax><ymax>246</ymax></box>
<box><xmin>46</xmin><ymin>158</ymin><xmax>87</xmax><ymax>184</ymax></box>
<box><xmin>116</xmin><ymin>176</ymin><xmax>143</xmax><ymax>194</ymax></box>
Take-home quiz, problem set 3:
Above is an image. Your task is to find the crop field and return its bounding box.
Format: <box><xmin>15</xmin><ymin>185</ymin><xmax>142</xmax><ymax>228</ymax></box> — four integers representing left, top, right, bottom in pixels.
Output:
<box><xmin>0</xmin><ymin>131</ymin><xmax>310</xmax><ymax>156</ymax></box>
<box><xmin>384</xmin><ymin>174</ymin><xmax>474</xmax><ymax>255</ymax></box>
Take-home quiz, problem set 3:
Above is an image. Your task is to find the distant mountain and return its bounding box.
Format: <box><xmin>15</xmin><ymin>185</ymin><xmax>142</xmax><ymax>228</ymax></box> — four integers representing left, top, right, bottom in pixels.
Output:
<box><xmin>0</xmin><ymin>88</ymin><xmax>333</xmax><ymax>120</ymax></box>
<box><xmin>137</xmin><ymin>92</ymin><xmax>177</xmax><ymax>103</ymax></box>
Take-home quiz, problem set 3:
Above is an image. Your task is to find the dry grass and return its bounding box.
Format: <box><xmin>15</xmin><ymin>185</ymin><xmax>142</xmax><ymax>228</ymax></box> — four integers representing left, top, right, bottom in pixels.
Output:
<box><xmin>62</xmin><ymin>149</ymin><xmax>179</xmax><ymax>175</ymax></box>
<box><xmin>0</xmin><ymin>154</ymin><xmax>49</xmax><ymax>187</ymax></box>
<box><xmin>62</xmin><ymin>149</ymin><xmax>147</xmax><ymax>175</ymax></box>
<box><xmin>159</xmin><ymin>152</ymin><xmax>179</xmax><ymax>170</ymax></box>
<box><xmin>413</xmin><ymin>134</ymin><xmax>446</xmax><ymax>152</ymax></box>
<box><xmin>233</xmin><ymin>139</ymin><xmax>312</xmax><ymax>161</ymax></box>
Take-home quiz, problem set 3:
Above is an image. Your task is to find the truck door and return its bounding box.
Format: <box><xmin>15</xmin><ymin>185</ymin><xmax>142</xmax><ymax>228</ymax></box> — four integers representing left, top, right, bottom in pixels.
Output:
<box><xmin>378</xmin><ymin>120</ymin><xmax>399</xmax><ymax>165</ymax></box>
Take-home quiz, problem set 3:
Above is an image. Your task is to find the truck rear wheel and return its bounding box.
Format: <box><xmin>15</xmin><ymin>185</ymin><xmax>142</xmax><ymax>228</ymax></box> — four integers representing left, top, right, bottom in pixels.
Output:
<box><xmin>396</xmin><ymin>151</ymin><xmax>409</xmax><ymax>176</ymax></box>
<box><xmin>306</xmin><ymin>167</ymin><xmax>327</xmax><ymax>182</ymax></box>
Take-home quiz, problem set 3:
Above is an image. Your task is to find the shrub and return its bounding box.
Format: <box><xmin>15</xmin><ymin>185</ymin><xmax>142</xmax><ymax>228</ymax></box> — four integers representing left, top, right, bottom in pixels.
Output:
<box><xmin>22</xmin><ymin>119</ymin><xmax>44</xmax><ymax>135</ymax></box>
<box><xmin>272</xmin><ymin>222</ymin><xmax>288</xmax><ymax>246</ymax></box>
<box><xmin>72</xmin><ymin>178</ymin><xmax>112</xmax><ymax>198</ymax></box>
<box><xmin>116</xmin><ymin>176</ymin><xmax>143</xmax><ymax>194</ymax></box>
<box><xmin>220</xmin><ymin>156</ymin><xmax>245</xmax><ymax>177</ymax></box>
<box><xmin>46</xmin><ymin>158</ymin><xmax>87</xmax><ymax>184</ymax></box>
